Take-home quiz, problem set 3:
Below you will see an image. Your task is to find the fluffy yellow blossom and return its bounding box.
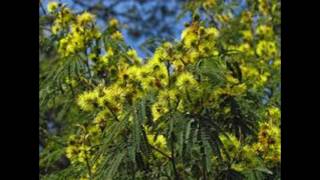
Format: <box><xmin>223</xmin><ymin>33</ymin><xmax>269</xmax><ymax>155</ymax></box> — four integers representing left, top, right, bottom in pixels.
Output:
<box><xmin>205</xmin><ymin>27</ymin><xmax>219</xmax><ymax>39</ymax></box>
<box><xmin>273</xmin><ymin>58</ymin><xmax>281</xmax><ymax>69</ymax></box>
<box><xmin>237</xmin><ymin>43</ymin><xmax>251</xmax><ymax>53</ymax></box>
<box><xmin>240</xmin><ymin>64</ymin><xmax>259</xmax><ymax>78</ymax></box>
<box><xmin>77</xmin><ymin>11</ymin><xmax>95</xmax><ymax>25</ymax></box>
<box><xmin>256</xmin><ymin>40</ymin><xmax>277</xmax><ymax>57</ymax></box>
<box><xmin>96</xmin><ymin>85</ymin><xmax>126</xmax><ymax>114</ymax></box>
<box><xmin>158</xmin><ymin>89</ymin><xmax>177</xmax><ymax>102</ymax></box>
<box><xmin>181</xmin><ymin>24</ymin><xmax>198</xmax><ymax>48</ymax></box>
<box><xmin>241</xmin><ymin>30</ymin><xmax>253</xmax><ymax>41</ymax></box>
<box><xmin>126</xmin><ymin>66</ymin><xmax>141</xmax><ymax>80</ymax></box>
<box><xmin>51</xmin><ymin>23</ymin><xmax>61</xmax><ymax>35</ymax></box>
<box><xmin>127</xmin><ymin>49</ymin><xmax>142</xmax><ymax>64</ymax></box>
<box><xmin>147</xmin><ymin>133</ymin><xmax>168</xmax><ymax>155</ymax></box>
<box><xmin>175</xmin><ymin>72</ymin><xmax>198</xmax><ymax>89</ymax></box>
<box><xmin>258</xmin><ymin>0</ymin><xmax>269</xmax><ymax>15</ymax></box>
<box><xmin>108</xmin><ymin>18</ymin><xmax>119</xmax><ymax>27</ymax></box>
<box><xmin>267</xmin><ymin>106</ymin><xmax>281</xmax><ymax>122</ymax></box>
<box><xmin>151</xmin><ymin>101</ymin><xmax>169</xmax><ymax>121</ymax></box>
<box><xmin>65</xmin><ymin>145</ymin><xmax>78</xmax><ymax>163</ymax></box>
<box><xmin>77</xmin><ymin>90</ymin><xmax>99</xmax><ymax>111</ymax></box>
<box><xmin>256</xmin><ymin>25</ymin><xmax>273</xmax><ymax>38</ymax></box>
<box><xmin>111</xmin><ymin>31</ymin><xmax>124</xmax><ymax>40</ymax></box>
<box><xmin>47</xmin><ymin>2</ymin><xmax>58</xmax><ymax>13</ymax></box>
<box><xmin>254</xmin><ymin>121</ymin><xmax>281</xmax><ymax>165</ymax></box>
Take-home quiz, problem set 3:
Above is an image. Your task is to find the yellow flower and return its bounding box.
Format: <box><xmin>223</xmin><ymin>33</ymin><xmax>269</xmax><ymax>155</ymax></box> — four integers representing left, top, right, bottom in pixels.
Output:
<box><xmin>205</xmin><ymin>27</ymin><xmax>219</xmax><ymax>39</ymax></box>
<box><xmin>171</xmin><ymin>59</ymin><xmax>185</xmax><ymax>72</ymax></box>
<box><xmin>60</xmin><ymin>7</ymin><xmax>73</xmax><ymax>23</ymax></box>
<box><xmin>141</xmin><ymin>77</ymin><xmax>156</xmax><ymax>91</ymax></box>
<box><xmin>77</xmin><ymin>91</ymin><xmax>99</xmax><ymax>111</ymax></box>
<box><xmin>47</xmin><ymin>2</ymin><xmax>58</xmax><ymax>13</ymax></box>
<box><xmin>90</xmin><ymin>27</ymin><xmax>102</xmax><ymax>39</ymax></box>
<box><xmin>108</xmin><ymin>18</ymin><xmax>119</xmax><ymax>27</ymax></box>
<box><xmin>100</xmin><ymin>54</ymin><xmax>109</xmax><ymax>64</ymax></box>
<box><xmin>127</xmin><ymin>49</ymin><xmax>142</xmax><ymax>64</ymax></box>
<box><xmin>65</xmin><ymin>77</ymin><xmax>77</xmax><ymax>87</ymax></box>
<box><xmin>241</xmin><ymin>30</ymin><xmax>253</xmax><ymax>41</ymax></box>
<box><xmin>111</xmin><ymin>31</ymin><xmax>124</xmax><ymax>40</ymax></box>
<box><xmin>153</xmin><ymin>46</ymin><xmax>169</xmax><ymax>62</ymax></box>
<box><xmin>151</xmin><ymin>101</ymin><xmax>169</xmax><ymax>121</ymax></box>
<box><xmin>258</xmin><ymin>72</ymin><xmax>270</xmax><ymax>85</ymax></box>
<box><xmin>255</xmin><ymin>121</ymin><xmax>281</xmax><ymax>164</ymax></box>
<box><xmin>51</xmin><ymin>23</ymin><xmax>61</xmax><ymax>35</ymax></box>
<box><xmin>175</xmin><ymin>72</ymin><xmax>198</xmax><ymax>89</ymax></box>
<box><xmin>240</xmin><ymin>11</ymin><xmax>252</xmax><ymax>24</ymax></box>
<box><xmin>77</xmin><ymin>11</ymin><xmax>95</xmax><ymax>25</ymax></box>
<box><xmin>65</xmin><ymin>145</ymin><xmax>77</xmax><ymax>160</ymax></box>
<box><xmin>181</xmin><ymin>25</ymin><xmax>198</xmax><ymax>48</ymax></box>
<box><xmin>240</xmin><ymin>64</ymin><xmax>259</xmax><ymax>79</ymax></box>
<box><xmin>127</xmin><ymin>49</ymin><xmax>138</xmax><ymax>58</ymax></box>
<box><xmin>256</xmin><ymin>40</ymin><xmax>277</xmax><ymax>57</ymax></box>
<box><xmin>186</xmin><ymin>49</ymin><xmax>200</xmax><ymax>64</ymax></box>
<box><xmin>126</xmin><ymin>66</ymin><xmax>141</xmax><ymax>80</ymax></box>
<box><xmin>256</xmin><ymin>25</ymin><xmax>273</xmax><ymax>37</ymax></box>
<box><xmin>101</xmin><ymin>85</ymin><xmax>125</xmax><ymax>113</ymax></box>
<box><xmin>158</xmin><ymin>89</ymin><xmax>177</xmax><ymax>102</ymax></box>
<box><xmin>258</xmin><ymin>0</ymin><xmax>269</xmax><ymax>15</ymax></box>
<box><xmin>107</xmin><ymin>47</ymin><xmax>114</xmax><ymax>56</ymax></box>
<box><xmin>147</xmin><ymin>134</ymin><xmax>167</xmax><ymax>150</ymax></box>
<box><xmin>268</xmin><ymin>106</ymin><xmax>280</xmax><ymax>120</ymax></box>
<box><xmin>237</xmin><ymin>43</ymin><xmax>251</xmax><ymax>53</ymax></box>
<box><xmin>273</xmin><ymin>58</ymin><xmax>281</xmax><ymax>69</ymax></box>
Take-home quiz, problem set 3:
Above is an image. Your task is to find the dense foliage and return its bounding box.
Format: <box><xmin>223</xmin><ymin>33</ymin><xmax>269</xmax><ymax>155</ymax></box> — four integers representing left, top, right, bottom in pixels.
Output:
<box><xmin>40</xmin><ymin>0</ymin><xmax>280</xmax><ymax>179</ymax></box>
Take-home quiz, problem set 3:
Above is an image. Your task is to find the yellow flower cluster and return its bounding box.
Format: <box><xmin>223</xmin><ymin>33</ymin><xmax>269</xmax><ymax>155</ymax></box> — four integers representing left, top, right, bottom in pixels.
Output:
<box><xmin>258</xmin><ymin>0</ymin><xmax>270</xmax><ymax>16</ymax></box>
<box><xmin>47</xmin><ymin>2</ymin><xmax>58</xmax><ymax>13</ymax></box>
<box><xmin>58</xmin><ymin>12</ymin><xmax>100</xmax><ymax>57</ymax></box>
<box><xmin>65</xmin><ymin>127</ymin><xmax>97</xmax><ymax>164</ymax></box>
<box><xmin>256</xmin><ymin>40</ymin><xmax>277</xmax><ymax>58</ymax></box>
<box><xmin>49</xmin><ymin>4</ymin><xmax>101</xmax><ymax>57</ymax></box>
<box><xmin>64</xmin><ymin>121</ymin><xmax>103</xmax><ymax>179</ymax></box>
<box><xmin>144</xmin><ymin>126</ymin><xmax>170</xmax><ymax>158</ymax></box>
<box><xmin>253</xmin><ymin>121</ymin><xmax>281</xmax><ymax>165</ymax></box>
<box><xmin>150</xmin><ymin>90</ymin><xmax>175</xmax><ymax>119</ymax></box>
<box><xmin>179</xmin><ymin>23</ymin><xmax>220</xmax><ymax>67</ymax></box>
<box><xmin>108</xmin><ymin>18</ymin><xmax>119</xmax><ymax>27</ymax></box>
<box><xmin>256</xmin><ymin>25</ymin><xmax>274</xmax><ymax>38</ymax></box>
<box><xmin>175</xmin><ymin>72</ymin><xmax>198</xmax><ymax>90</ymax></box>
<box><xmin>50</xmin><ymin>6</ymin><xmax>73</xmax><ymax>35</ymax></box>
<box><xmin>219</xmin><ymin>134</ymin><xmax>261</xmax><ymax>172</ymax></box>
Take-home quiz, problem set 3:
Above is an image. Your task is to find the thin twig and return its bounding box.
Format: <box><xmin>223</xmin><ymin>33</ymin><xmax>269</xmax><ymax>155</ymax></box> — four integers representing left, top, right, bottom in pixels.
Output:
<box><xmin>149</xmin><ymin>144</ymin><xmax>172</xmax><ymax>160</ymax></box>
